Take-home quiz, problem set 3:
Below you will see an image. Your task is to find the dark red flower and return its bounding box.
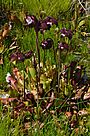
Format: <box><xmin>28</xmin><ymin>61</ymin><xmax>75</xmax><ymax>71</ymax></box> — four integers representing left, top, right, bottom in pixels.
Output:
<box><xmin>60</xmin><ymin>28</ymin><xmax>67</xmax><ymax>37</ymax></box>
<box><xmin>39</xmin><ymin>16</ymin><xmax>58</xmax><ymax>33</ymax></box>
<box><xmin>10</xmin><ymin>50</ymin><xmax>33</xmax><ymax>63</ymax></box>
<box><xmin>10</xmin><ymin>52</ymin><xmax>18</xmax><ymax>62</ymax></box>
<box><xmin>39</xmin><ymin>21</ymin><xmax>51</xmax><ymax>33</ymax></box>
<box><xmin>25</xmin><ymin>15</ymin><xmax>38</xmax><ymax>27</ymax></box>
<box><xmin>10</xmin><ymin>51</ymin><xmax>25</xmax><ymax>62</ymax></box>
<box><xmin>17</xmin><ymin>52</ymin><xmax>25</xmax><ymax>61</ymax></box>
<box><xmin>45</xmin><ymin>16</ymin><xmax>58</xmax><ymax>26</ymax></box>
<box><xmin>58</xmin><ymin>42</ymin><xmax>69</xmax><ymax>50</ymax></box>
<box><xmin>41</xmin><ymin>38</ymin><xmax>53</xmax><ymax>50</ymax></box>
<box><xmin>60</xmin><ymin>28</ymin><xmax>73</xmax><ymax>39</ymax></box>
<box><xmin>24</xmin><ymin>14</ymin><xmax>58</xmax><ymax>33</ymax></box>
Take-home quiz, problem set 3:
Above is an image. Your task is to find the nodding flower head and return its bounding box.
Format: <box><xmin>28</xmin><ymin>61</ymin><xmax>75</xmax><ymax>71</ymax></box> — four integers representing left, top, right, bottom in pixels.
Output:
<box><xmin>17</xmin><ymin>52</ymin><xmax>25</xmax><ymax>62</ymax></box>
<box><xmin>45</xmin><ymin>16</ymin><xmax>58</xmax><ymax>26</ymax></box>
<box><xmin>25</xmin><ymin>15</ymin><xmax>34</xmax><ymax>25</ymax></box>
<box><xmin>58</xmin><ymin>42</ymin><xmax>69</xmax><ymax>50</ymax></box>
<box><xmin>60</xmin><ymin>28</ymin><xmax>67</xmax><ymax>37</ymax></box>
<box><xmin>39</xmin><ymin>21</ymin><xmax>51</xmax><ymax>33</ymax></box>
<box><xmin>10</xmin><ymin>50</ymin><xmax>33</xmax><ymax>63</ymax></box>
<box><xmin>39</xmin><ymin>16</ymin><xmax>58</xmax><ymax>33</ymax></box>
<box><xmin>60</xmin><ymin>28</ymin><xmax>73</xmax><ymax>39</ymax></box>
<box><xmin>9</xmin><ymin>52</ymin><xmax>18</xmax><ymax>62</ymax></box>
<box><xmin>25</xmin><ymin>14</ymin><xmax>38</xmax><ymax>27</ymax></box>
<box><xmin>24</xmin><ymin>14</ymin><xmax>58</xmax><ymax>33</ymax></box>
<box><xmin>41</xmin><ymin>38</ymin><xmax>53</xmax><ymax>50</ymax></box>
<box><xmin>10</xmin><ymin>51</ymin><xmax>25</xmax><ymax>62</ymax></box>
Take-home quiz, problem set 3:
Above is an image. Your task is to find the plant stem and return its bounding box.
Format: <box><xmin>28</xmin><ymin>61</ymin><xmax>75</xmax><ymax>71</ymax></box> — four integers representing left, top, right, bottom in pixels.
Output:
<box><xmin>58</xmin><ymin>49</ymin><xmax>61</xmax><ymax>92</ymax></box>
<box><xmin>43</xmin><ymin>50</ymin><xmax>46</xmax><ymax>67</ymax></box>
<box><xmin>74</xmin><ymin>0</ymin><xmax>78</xmax><ymax>29</ymax></box>
<box><xmin>53</xmin><ymin>44</ymin><xmax>56</xmax><ymax>65</ymax></box>
<box><xmin>23</xmin><ymin>62</ymin><xmax>25</xmax><ymax>100</ymax></box>
<box><xmin>33</xmin><ymin>55</ymin><xmax>39</xmax><ymax>121</ymax></box>
<box><xmin>23</xmin><ymin>71</ymin><xmax>25</xmax><ymax>100</ymax></box>
<box><xmin>36</xmin><ymin>31</ymin><xmax>40</xmax><ymax>80</ymax></box>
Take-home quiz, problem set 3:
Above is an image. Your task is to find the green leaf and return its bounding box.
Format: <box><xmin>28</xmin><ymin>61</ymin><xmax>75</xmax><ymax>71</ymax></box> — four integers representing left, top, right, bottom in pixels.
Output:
<box><xmin>29</xmin><ymin>67</ymin><xmax>36</xmax><ymax>81</ymax></box>
<box><xmin>0</xmin><ymin>44</ymin><xmax>4</xmax><ymax>53</ymax></box>
<box><xmin>78</xmin><ymin>20</ymin><xmax>85</xmax><ymax>28</ymax></box>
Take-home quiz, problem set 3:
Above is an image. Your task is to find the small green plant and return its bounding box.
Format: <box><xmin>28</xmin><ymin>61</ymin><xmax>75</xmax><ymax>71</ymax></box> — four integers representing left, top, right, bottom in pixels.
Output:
<box><xmin>0</xmin><ymin>0</ymin><xmax>90</xmax><ymax>136</ymax></box>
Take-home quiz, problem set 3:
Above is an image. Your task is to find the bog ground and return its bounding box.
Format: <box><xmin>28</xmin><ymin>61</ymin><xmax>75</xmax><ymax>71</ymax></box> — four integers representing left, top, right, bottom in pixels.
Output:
<box><xmin>0</xmin><ymin>0</ymin><xmax>90</xmax><ymax>136</ymax></box>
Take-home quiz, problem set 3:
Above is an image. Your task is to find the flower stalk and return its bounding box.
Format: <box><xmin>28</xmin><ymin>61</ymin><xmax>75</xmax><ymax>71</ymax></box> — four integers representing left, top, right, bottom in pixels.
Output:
<box><xmin>58</xmin><ymin>48</ymin><xmax>61</xmax><ymax>92</ymax></box>
<box><xmin>36</xmin><ymin>31</ymin><xmax>40</xmax><ymax>80</ymax></box>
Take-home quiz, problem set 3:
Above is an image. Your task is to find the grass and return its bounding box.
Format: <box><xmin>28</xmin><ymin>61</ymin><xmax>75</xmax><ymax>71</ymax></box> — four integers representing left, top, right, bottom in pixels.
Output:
<box><xmin>1</xmin><ymin>0</ymin><xmax>71</xmax><ymax>17</ymax></box>
<box><xmin>0</xmin><ymin>0</ymin><xmax>90</xmax><ymax>135</ymax></box>
<box><xmin>0</xmin><ymin>108</ymin><xmax>90</xmax><ymax>136</ymax></box>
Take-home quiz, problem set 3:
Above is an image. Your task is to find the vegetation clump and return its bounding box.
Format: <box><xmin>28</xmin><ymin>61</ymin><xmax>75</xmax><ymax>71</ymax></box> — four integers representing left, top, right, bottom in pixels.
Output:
<box><xmin>0</xmin><ymin>0</ymin><xmax>90</xmax><ymax>135</ymax></box>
